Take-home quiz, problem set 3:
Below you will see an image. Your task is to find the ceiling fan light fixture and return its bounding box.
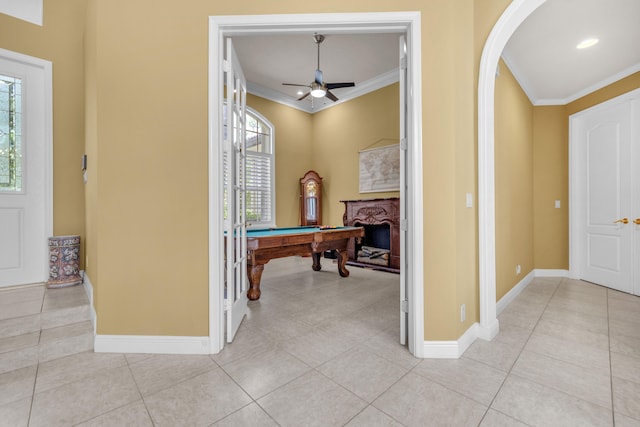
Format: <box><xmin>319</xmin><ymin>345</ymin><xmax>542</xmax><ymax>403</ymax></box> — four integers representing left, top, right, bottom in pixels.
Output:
<box><xmin>576</xmin><ymin>38</ymin><xmax>599</xmax><ymax>49</ymax></box>
<box><xmin>310</xmin><ymin>82</ymin><xmax>326</xmax><ymax>98</ymax></box>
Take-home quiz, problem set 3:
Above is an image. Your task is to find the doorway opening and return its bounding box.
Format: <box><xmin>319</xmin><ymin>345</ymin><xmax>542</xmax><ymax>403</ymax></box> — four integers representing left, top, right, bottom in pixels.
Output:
<box><xmin>477</xmin><ymin>0</ymin><xmax>548</xmax><ymax>341</ymax></box>
<box><xmin>0</xmin><ymin>48</ymin><xmax>53</xmax><ymax>288</ymax></box>
<box><xmin>208</xmin><ymin>12</ymin><xmax>424</xmax><ymax>356</ymax></box>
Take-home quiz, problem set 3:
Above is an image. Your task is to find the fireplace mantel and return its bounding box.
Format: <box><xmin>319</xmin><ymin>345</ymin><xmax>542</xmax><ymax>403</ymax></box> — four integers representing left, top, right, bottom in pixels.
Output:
<box><xmin>341</xmin><ymin>198</ymin><xmax>400</xmax><ymax>273</ymax></box>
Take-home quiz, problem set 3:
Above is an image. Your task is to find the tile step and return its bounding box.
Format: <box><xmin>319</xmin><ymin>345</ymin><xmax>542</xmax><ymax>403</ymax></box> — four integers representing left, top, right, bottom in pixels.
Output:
<box><xmin>0</xmin><ymin>318</ymin><xmax>94</xmax><ymax>374</ymax></box>
<box><xmin>0</xmin><ymin>303</ymin><xmax>92</xmax><ymax>340</ymax></box>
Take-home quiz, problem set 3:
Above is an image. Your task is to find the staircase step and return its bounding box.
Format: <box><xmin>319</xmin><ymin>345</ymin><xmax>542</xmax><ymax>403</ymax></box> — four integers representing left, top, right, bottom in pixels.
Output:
<box><xmin>0</xmin><ymin>283</ymin><xmax>95</xmax><ymax>371</ymax></box>
<box><xmin>39</xmin><ymin>320</ymin><xmax>94</xmax><ymax>363</ymax></box>
<box><xmin>41</xmin><ymin>304</ymin><xmax>92</xmax><ymax>330</ymax></box>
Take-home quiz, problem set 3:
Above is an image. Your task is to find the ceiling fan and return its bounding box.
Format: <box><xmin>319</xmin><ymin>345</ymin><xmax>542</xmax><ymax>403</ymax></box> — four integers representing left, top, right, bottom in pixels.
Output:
<box><xmin>282</xmin><ymin>34</ymin><xmax>355</xmax><ymax>102</ymax></box>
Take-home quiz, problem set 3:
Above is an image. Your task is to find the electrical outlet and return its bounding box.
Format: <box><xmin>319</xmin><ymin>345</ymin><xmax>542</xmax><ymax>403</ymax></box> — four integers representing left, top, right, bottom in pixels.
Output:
<box><xmin>460</xmin><ymin>304</ymin><xmax>466</xmax><ymax>322</ymax></box>
<box><xmin>516</xmin><ymin>264</ymin><xmax>521</xmax><ymax>275</ymax></box>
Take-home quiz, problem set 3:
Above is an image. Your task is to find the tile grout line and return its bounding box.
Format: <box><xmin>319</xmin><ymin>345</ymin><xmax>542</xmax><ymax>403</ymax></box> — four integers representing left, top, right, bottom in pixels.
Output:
<box><xmin>606</xmin><ymin>289</ymin><xmax>616</xmax><ymax>426</ymax></box>
<box><xmin>475</xmin><ymin>276</ymin><xmax>563</xmax><ymax>426</ymax></box>
<box><xmin>123</xmin><ymin>354</ymin><xmax>158</xmax><ymax>426</ymax></box>
<box><xmin>27</xmin><ymin>361</ymin><xmax>39</xmax><ymax>427</ymax></box>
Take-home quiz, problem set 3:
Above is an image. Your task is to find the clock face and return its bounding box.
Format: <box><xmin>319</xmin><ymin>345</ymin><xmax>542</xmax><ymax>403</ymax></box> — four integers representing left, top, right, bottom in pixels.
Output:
<box><xmin>306</xmin><ymin>181</ymin><xmax>317</xmax><ymax>197</ymax></box>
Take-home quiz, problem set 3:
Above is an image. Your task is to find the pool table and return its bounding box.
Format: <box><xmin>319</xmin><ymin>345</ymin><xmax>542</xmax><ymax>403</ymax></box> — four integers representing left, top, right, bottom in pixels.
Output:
<box><xmin>245</xmin><ymin>226</ymin><xmax>364</xmax><ymax>300</ymax></box>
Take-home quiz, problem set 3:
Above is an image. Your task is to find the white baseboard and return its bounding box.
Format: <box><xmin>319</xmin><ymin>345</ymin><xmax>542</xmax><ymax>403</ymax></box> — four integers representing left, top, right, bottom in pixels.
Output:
<box><xmin>476</xmin><ymin>318</ymin><xmax>500</xmax><ymax>341</ymax></box>
<box><xmin>86</xmin><ymin>268</ymin><xmax>570</xmax><ymax>358</ymax></box>
<box><xmin>82</xmin><ymin>272</ymin><xmax>210</xmax><ymax>355</ymax></box>
<box><xmin>534</xmin><ymin>269</ymin><xmax>569</xmax><ymax>278</ymax></box>
<box><xmin>81</xmin><ymin>271</ymin><xmax>97</xmax><ymax>336</ymax></box>
<box><xmin>422</xmin><ymin>323</ymin><xmax>479</xmax><ymax>359</ymax></box>
<box><xmin>496</xmin><ymin>269</ymin><xmax>535</xmax><ymax>315</ymax></box>
<box><xmin>95</xmin><ymin>335</ymin><xmax>211</xmax><ymax>355</ymax></box>
<box><xmin>420</xmin><ymin>268</ymin><xmax>570</xmax><ymax>359</ymax></box>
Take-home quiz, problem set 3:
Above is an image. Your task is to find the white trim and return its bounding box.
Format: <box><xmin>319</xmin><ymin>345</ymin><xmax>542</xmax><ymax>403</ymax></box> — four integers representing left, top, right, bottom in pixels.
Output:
<box><xmin>568</xmin><ymin>88</ymin><xmax>640</xmax><ymax>285</ymax></box>
<box><xmin>0</xmin><ymin>48</ymin><xmax>53</xmax><ymax>285</ymax></box>
<box><xmin>496</xmin><ymin>270</ymin><xmax>535</xmax><ymax>315</ymax></box>
<box><xmin>208</xmin><ymin>18</ymin><xmax>225</xmax><ymax>354</ymax></box>
<box><xmin>422</xmin><ymin>323</ymin><xmax>478</xmax><ymax>359</ymax></box>
<box><xmin>0</xmin><ymin>0</ymin><xmax>43</xmax><ymax>26</ymax></box>
<box><xmin>248</xmin><ymin>69</ymin><xmax>399</xmax><ymax>114</ymax></box>
<box><xmin>81</xmin><ymin>271</ymin><xmax>97</xmax><ymax>337</ymax></box>
<box><xmin>495</xmin><ymin>269</ymin><xmax>569</xmax><ymax>316</ymax></box>
<box><xmin>406</xmin><ymin>18</ymin><xmax>424</xmax><ymax>357</ymax></box>
<box><xmin>424</xmin><ymin>268</ymin><xmax>570</xmax><ymax>358</ymax></box>
<box><xmin>478</xmin><ymin>0</ymin><xmax>547</xmax><ymax>344</ymax></box>
<box><xmin>534</xmin><ymin>268</ymin><xmax>569</xmax><ymax>278</ymax></box>
<box><xmin>209</xmin><ymin>12</ymin><xmax>423</xmax><ymax>357</ymax></box>
<box><xmin>503</xmin><ymin>53</ymin><xmax>640</xmax><ymax>106</ymax></box>
<box><xmin>95</xmin><ymin>335</ymin><xmax>210</xmax><ymax>355</ymax></box>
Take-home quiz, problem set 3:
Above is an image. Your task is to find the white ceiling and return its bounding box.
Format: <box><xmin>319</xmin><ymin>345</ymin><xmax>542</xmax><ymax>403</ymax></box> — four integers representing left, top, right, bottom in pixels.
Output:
<box><xmin>502</xmin><ymin>0</ymin><xmax>640</xmax><ymax>105</ymax></box>
<box><xmin>232</xmin><ymin>33</ymin><xmax>401</xmax><ymax>113</ymax></box>
<box><xmin>232</xmin><ymin>0</ymin><xmax>640</xmax><ymax>111</ymax></box>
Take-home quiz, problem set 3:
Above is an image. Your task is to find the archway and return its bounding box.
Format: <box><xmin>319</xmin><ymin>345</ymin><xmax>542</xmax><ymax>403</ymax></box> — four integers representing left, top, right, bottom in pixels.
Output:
<box><xmin>477</xmin><ymin>0</ymin><xmax>547</xmax><ymax>340</ymax></box>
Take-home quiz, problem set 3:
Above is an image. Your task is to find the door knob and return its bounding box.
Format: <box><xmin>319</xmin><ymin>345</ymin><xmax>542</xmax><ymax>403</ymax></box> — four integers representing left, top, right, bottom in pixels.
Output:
<box><xmin>634</xmin><ymin>218</ymin><xmax>640</xmax><ymax>225</ymax></box>
<box><xmin>614</xmin><ymin>218</ymin><xmax>629</xmax><ymax>224</ymax></box>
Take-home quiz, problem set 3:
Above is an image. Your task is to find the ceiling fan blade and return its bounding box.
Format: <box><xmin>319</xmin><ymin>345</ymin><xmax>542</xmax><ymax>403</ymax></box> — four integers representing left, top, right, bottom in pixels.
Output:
<box><xmin>315</xmin><ymin>69</ymin><xmax>323</xmax><ymax>85</ymax></box>
<box><xmin>326</xmin><ymin>82</ymin><xmax>355</xmax><ymax>90</ymax></box>
<box><xmin>298</xmin><ymin>92</ymin><xmax>311</xmax><ymax>101</ymax></box>
<box><xmin>283</xmin><ymin>83</ymin><xmax>310</xmax><ymax>88</ymax></box>
<box><xmin>325</xmin><ymin>90</ymin><xmax>338</xmax><ymax>102</ymax></box>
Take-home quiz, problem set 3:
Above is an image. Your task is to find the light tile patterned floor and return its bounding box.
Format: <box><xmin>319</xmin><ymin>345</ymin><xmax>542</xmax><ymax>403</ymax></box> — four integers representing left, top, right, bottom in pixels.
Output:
<box><xmin>1</xmin><ymin>256</ymin><xmax>640</xmax><ymax>426</ymax></box>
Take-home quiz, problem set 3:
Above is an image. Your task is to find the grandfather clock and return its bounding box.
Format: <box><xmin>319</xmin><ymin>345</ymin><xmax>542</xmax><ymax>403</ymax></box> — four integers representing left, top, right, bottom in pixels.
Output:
<box><xmin>300</xmin><ymin>170</ymin><xmax>322</xmax><ymax>226</ymax></box>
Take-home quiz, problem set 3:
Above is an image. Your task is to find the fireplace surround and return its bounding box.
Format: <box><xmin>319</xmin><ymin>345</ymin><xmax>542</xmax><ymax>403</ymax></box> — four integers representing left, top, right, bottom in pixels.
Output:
<box><xmin>341</xmin><ymin>197</ymin><xmax>400</xmax><ymax>273</ymax></box>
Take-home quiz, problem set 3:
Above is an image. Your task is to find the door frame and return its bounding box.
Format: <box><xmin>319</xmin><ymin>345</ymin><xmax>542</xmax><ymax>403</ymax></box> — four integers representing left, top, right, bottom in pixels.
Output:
<box><xmin>208</xmin><ymin>12</ymin><xmax>424</xmax><ymax>355</ymax></box>
<box><xmin>0</xmin><ymin>48</ymin><xmax>53</xmax><ymax>287</ymax></box>
<box><xmin>569</xmin><ymin>88</ymin><xmax>640</xmax><ymax>291</ymax></box>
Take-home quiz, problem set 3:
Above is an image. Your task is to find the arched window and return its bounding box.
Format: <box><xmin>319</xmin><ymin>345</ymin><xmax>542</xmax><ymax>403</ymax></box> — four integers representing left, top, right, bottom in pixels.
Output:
<box><xmin>223</xmin><ymin>105</ymin><xmax>275</xmax><ymax>228</ymax></box>
<box><xmin>245</xmin><ymin>108</ymin><xmax>275</xmax><ymax>227</ymax></box>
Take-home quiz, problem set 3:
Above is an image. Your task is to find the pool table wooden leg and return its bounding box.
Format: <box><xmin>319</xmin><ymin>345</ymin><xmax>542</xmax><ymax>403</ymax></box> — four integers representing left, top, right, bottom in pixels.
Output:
<box><xmin>336</xmin><ymin>249</ymin><xmax>350</xmax><ymax>277</ymax></box>
<box><xmin>311</xmin><ymin>252</ymin><xmax>322</xmax><ymax>271</ymax></box>
<box><xmin>247</xmin><ymin>264</ymin><xmax>264</xmax><ymax>300</ymax></box>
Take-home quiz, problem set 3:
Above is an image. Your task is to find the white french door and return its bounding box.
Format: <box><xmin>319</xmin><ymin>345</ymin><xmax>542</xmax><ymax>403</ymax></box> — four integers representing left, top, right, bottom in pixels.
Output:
<box><xmin>398</xmin><ymin>35</ymin><xmax>409</xmax><ymax>347</ymax></box>
<box><xmin>0</xmin><ymin>50</ymin><xmax>52</xmax><ymax>288</ymax></box>
<box><xmin>224</xmin><ymin>38</ymin><xmax>249</xmax><ymax>342</ymax></box>
<box><xmin>571</xmin><ymin>89</ymin><xmax>640</xmax><ymax>295</ymax></box>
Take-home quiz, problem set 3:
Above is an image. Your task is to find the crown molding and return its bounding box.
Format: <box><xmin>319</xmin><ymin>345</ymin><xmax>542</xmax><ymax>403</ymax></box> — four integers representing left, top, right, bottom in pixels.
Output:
<box><xmin>501</xmin><ymin>53</ymin><xmax>640</xmax><ymax>107</ymax></box>
<box><xmin>247</xmin><ymin>69</ymin><xmax>399</xmax><ymax>114</ymax></box>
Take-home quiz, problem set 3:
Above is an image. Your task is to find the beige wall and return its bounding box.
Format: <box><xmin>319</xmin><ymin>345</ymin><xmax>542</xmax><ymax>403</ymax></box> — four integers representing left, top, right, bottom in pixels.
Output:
<box><xmin>2</xmin><ymin>1</ymin><xmax>518</xmax><ymax>342</ymax></box>
<box><xmin>0</xmin><ymin>0</ymin><xmax>86</xmax><ymax>255</ymax></box>
<box><xmin>530</xmin><ymin>71</ymin><xmax>640</xmax><ymax>272</ymax></box>
<box><xmin>312</xmin><ymin>84</ymin><xmax>400</xmax><ymax>226</ymax></box>
<box><xmin>532</xmin><ymin>106</ymin><xmax>568</xmax><ymax>269</ymax></box>
<box><xmin>246</xmin><ymin>94</ymin><xmax>314</xmax><ymax>227</ymax></box>
<box><xmin>83</xmin><ymin>0</ymin><xmax>492</xmax><ymax>340</ymax></box>
<box><xmin>84</xmin><ymin>0</ymin><xmax>98</xmax><ymax>301</ymax></box>
<box><xmin>494</xmin><ymin>60</ymin><xmax>534</xmax><ymax>301</ymax></box>
<box><xmin>567</xmin><ymin>72</ymin><xmax>640</xmax><ymax>116</ymax></box>
<box><xmin>248</xmin><ymin>84</ymin><xmax>400</xmax><ymax>229</ymax></box>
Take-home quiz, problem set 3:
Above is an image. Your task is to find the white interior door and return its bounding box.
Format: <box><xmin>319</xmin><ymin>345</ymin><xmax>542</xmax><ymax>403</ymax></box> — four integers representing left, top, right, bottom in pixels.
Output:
<box><xmin>398</xmin><ymin>35</ymin><xmax>408</xmax><ymax>346</ymax></box>
<box><xmin>0</xmin><ymin>51</ymin><xmax>51</xmax><ymax>288</ymax></box>
<box><xmin>572</xmin><ymin>90</ymin><xmax>639</xmax><ymax>295</ymax></box>
<box><xmin>224</xmin><ymin>38</ymin><xmax>249</xmax><ymax>342</ymax></box>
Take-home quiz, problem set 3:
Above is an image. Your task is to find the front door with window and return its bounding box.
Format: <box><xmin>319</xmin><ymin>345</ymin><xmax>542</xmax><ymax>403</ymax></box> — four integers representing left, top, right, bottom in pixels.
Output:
<box><xmin>0</xmin><ymin>51</ymin><xmax>52</xmax><ymax>288</ymax></box>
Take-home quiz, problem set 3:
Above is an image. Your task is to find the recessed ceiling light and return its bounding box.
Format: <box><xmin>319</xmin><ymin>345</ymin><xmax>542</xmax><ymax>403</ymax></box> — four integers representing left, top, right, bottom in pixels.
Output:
<box><xmin>297</xmin><ymin>90</ymin><xmax>304</xmax><ymax>96</ymax></box>
<box><xmin>576</xmin><ymin>38</ymin><xmax>599</xmax><ymax>49</ymax></box>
